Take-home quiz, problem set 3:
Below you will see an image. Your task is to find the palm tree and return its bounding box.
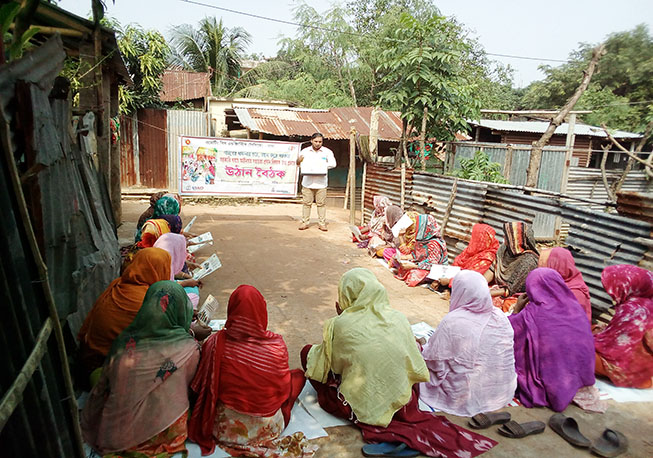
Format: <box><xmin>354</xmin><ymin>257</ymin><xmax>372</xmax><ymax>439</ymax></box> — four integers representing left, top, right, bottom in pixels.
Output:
<box><xmin>169</xmin><ymin>17</ymin><xmax>251</xmax><ymax>96</ymax></box>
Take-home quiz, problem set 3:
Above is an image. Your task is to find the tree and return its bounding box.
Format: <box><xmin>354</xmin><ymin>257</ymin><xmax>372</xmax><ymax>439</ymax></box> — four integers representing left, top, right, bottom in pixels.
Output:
<box><xmin>377</xmin><ymin>13</ymin><xmax>481</xmax><ymax>162</ymax></box>
<box><xmin>118</xmin><ymin>24</ymin><xmax>170</xmax><ymax>114</ymax></box>
<box><xmin>169</xmin><ymin>17</ymin><xmax>251</xmax><ymax>96</ymax></box>
<box><xmin>520</xmin><ymin>24</ymin><xmax>653</xmax><ymax>132</ymax></box>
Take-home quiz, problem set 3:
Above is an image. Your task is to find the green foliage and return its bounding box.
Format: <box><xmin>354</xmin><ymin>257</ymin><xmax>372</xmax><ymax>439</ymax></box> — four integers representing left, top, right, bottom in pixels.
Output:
<box><xmin>520</xmin><ymin>24</ymin><xmax>653</xmax><ymax>132</ymax></box>
<box><xmin>118</xmin><ymin>24</ymin><xmax>170</xmax><ymax>114</ymax></box>
<box><xmin>377</xmin><ymin>13</ymin><xmax>481</xmax><ymax>141</ymax></box>
<box><xmin>169</xmin><ymin>17</ymin><xmax>251</xmax><ymax>96</ymax></box>
<box><xmin>455</xmin><ymin>151</ymin><xmax>508</xmax><ymax>183</ymax></box>
<box><xmin>1</xmin><ymin>1</ymin><xmax>39</xmax><ymax>61</ymax></box>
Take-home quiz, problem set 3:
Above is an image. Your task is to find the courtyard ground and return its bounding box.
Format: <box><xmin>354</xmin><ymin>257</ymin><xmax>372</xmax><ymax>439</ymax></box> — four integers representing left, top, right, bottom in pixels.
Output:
<box><xmin>119</xmin><ymin>198</ymin><xmax>653</xmax><ymax>458</ymax></box>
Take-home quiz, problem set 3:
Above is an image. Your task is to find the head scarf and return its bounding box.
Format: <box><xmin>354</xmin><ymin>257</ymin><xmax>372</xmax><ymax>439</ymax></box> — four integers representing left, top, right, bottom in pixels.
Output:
<box><xmin>368</xmin><ymin>196</ymin><xmax>392</xmax><ymax>235</ymax></box>
<box><xmin>382</xmin><ymin>205</ymin><xmax>404</xmax><ymax>243</ymax></box>
<box><xmin>136</xmin><ymin>191</ymin><xmax>167</xmax><ymax>230</ymax></box>
<box><xmin>420</xmin><ymin>271</ymin><xmax>516</xmax><ymax>416</ymax></box>
<box><xmin>546</xmin><ymin>247</ymin><xmax>591</xmax><ymax>321</ymax></box>
<box><xmin>594</xmin><ymin>265</ymin><xmax>653</xmax><ymax>387</ymax></box>
<box><xmin>453</xmin><ymin>223</ymin><xmax>500</xmax><ymax>274</ymax></box>
<box><xmin>153</xmin><ymin>233</ymin><xmax>187</xmax><ymax>279</ymax></box>
<box><xmin>78</xmin><ymin>248</ymin><xmax>172</xmax><ymax>358</ymax></box>
<box><xmin>189</xmin><ymin>285</ymin><xmax>294</xmax><ymax>455</ymax></box>
<box><xmin>494</xmin><ymin>222</ymin><xmax>539</xmax><ymax>295</ymax></box>
<box><xmin>508</xmin><ymin>268</ymin><xmax>595</xmax><ymax>411</ymax></box>
<box><xmin>305</xmin><ymin>268</ymin><xmax>429</xmax><ymax>427</ymax></box>
<box><xmin>153</xmin><ymin>195</ymin><xmax>180</xmax><ymax>218</ymax></box>
<box><xmin>81</xmin><ymin>281</ymin><xmax>199</xmax><ymax>454</ymax></box>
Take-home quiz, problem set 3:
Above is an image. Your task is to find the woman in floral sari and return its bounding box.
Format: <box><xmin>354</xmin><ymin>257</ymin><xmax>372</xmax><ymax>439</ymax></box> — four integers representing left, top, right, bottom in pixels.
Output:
<box><xmin>594</xmin><ymin>264</ymin><xmax>653</xmax><ymax>388</ymax></box>
<box><xmin>82</xmin><ymin>281</ymin><xmax>200</xmax><ymax>457</ymax></box>
<box><xmin>384</xmin><ymin>212</ymin><xmax>448</xmax><ymax>286</ymax></box>
<box><xmin>189</xmin><ymin>285</ymin><xmax>314</xmax><ymax>458</ymax></box>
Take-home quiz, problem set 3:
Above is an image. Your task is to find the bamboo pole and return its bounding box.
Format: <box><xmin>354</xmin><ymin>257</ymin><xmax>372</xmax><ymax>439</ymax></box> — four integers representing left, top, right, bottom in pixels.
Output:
<box><xmin>360</xmin><ymin>161</ymin><xmax>367</xmax><ymax>225</ymax></box>
<box><xmin>441</xmin><ymin>179</ymin><xmax>458</xmax><ymax>235</ymax></box>
<box><xmin>400</xmin><ymin>162</ymin><xmax>406</xmax><ymax>211</ymax></box>
<box><xmin>349</xmin><ymin>127</ymin><xmax>356</xmax><ymax>224</ymax></box>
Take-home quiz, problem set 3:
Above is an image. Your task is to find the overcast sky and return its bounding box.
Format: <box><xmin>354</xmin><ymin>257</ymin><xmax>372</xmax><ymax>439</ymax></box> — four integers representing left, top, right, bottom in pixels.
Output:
<box><xmin>58</xmin><ymin>0</ymin><xmax>653</xmax><ymax>87</ymax></box>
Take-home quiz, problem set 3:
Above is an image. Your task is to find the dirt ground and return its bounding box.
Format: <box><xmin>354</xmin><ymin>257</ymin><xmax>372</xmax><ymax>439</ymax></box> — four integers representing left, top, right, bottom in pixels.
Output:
<box><xmin>119</xmin><ymin>198</ymin><xmax>653</xmax><ymax>458</ymax></box>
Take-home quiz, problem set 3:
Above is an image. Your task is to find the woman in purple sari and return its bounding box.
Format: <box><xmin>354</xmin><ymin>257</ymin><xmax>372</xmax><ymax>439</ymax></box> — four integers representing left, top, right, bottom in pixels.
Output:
<box><xmin>509</xmin><ymin>268</ymin><xmax>595</xmax><ymax>411</ymax></box>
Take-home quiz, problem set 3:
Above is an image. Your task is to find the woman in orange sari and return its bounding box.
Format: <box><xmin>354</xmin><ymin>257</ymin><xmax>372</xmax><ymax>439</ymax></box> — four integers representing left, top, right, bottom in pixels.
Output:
<box><xmin>78</xmin><ymin>248</ymin><xmax>171</xmax><ymax>378</ymax></box>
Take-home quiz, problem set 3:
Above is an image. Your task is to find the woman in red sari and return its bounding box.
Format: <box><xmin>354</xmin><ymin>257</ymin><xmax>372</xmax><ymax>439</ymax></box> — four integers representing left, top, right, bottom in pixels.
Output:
<box><xmin>594</xmin><ymin>265</ymin><xmax>653</xmax><ymax>388</ymax></box>
<box><xmin>540</xmin><ymin>247</ymin><xmax>592</xmax><ymax>321</ymax></box>
<box><xmin>452</xmin><ymin>223</ymin><xmax>499</xmax><ymax>274</ymax></box>
<box><xmin>189</xmin><ymin>285</ymin><xmax>315</xmax><ymax>457</ymax></box>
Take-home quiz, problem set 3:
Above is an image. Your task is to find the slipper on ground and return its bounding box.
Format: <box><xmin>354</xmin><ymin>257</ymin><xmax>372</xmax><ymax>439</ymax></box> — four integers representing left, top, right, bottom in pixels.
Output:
<box><xmin>590</xmin><ymin>429</ymin><xmax>628</xmax><ymax>457</ymax></box>
<box><xmin>497</xmin><ymin>420</ymin><xmax>545</xmax><ymax>438</ymax></box>
<box><xmin>361</xmin><ymin>442</ymin><xmax>419</xmax><ymax>457</ymax></box>
<box><xmin>548</xmin><ymin>413</ymin><xmax>591</xmax><ymax>448</ymax></box>
<box><xmin>468</xmin><ymin>411</ymin><xmax>511</xmax><ymax>429</ymax></box>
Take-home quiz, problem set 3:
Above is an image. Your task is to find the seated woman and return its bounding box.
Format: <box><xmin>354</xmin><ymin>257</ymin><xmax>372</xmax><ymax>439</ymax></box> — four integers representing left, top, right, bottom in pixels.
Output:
<box><xmin>367</xmin><ymin>204</ymin><xmax>403</xmax><ymax>258</ymax></box>
<box><xmin>302</xmin><ymin>268</ymin><xmax>496</xmax><ymax>457</ymax></box>
<box><xmin>485</xmin><ymin>222</ymin><xmax>539</xmax><ymax>309</ymax></box>
<box><xmin>350</xmin><ymin>195</ymin><xmax>391</xmax><ymax>242</ymax></box>
<box><xmin>78</xmin><ymin>247</ymin><xmax>172</xmax><ymax>377</ymax></box>
<box><xmin>420</xmin><ymin>270</ymin><xmax>516</xmax><ymax>416</ymax></box>
<box><xmin>539</xmin><ymin>247</ymin><xmax>592</xmax><ymax>321</ymax></box>
<box><xmin>153</xmin><ymin>233</ymin><xmax>202</xmax><ymax>309</ymax></box>
<box><xmin>136</xmin><ymin>193</ymin><xmax>181</xmax><ymax>235</ymax></box>
<box><xmin>594</xmin><ymin>264</ymin><xmax>653</xmax><ymax>388</ymax></box>
<box><xmin>82</xmin><ymin>281</ymin><xmax>200</xmax><ymax>457</ymax></box>
<box><xmin>384</xmin><ymin>212</ymin><xmax>448</xmax><ymax>287</ymax></box>
<box><xmin>189</xmin><ymin>285</ymin><xmax>314</xmax><ymax>458</ymax></box>
<box><xmin>138</xmin><ymin>215</ymin><xmax>183</xmax><ymax>247</ymax></box>
<box><xmin>509</xmin><ymin>268</ymin><xmax>595</xmax><ymax>412</ymax></box>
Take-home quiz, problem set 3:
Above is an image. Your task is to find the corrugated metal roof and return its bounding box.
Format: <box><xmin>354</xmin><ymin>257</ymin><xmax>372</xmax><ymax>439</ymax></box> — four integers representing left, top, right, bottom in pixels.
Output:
<box><xmin>470</xmin><ymin>119</ymin><xmax>642</xmax><ymax>139</ymax></box>
<box><xmin>160</xmin><ymin>69</ymin><xmax>211</xmax><ymax>102</ymax></box>
<box><xmin>233</xmin><ymin>106</ymin><xmax>403</xmax><ymax>141</ymax></box>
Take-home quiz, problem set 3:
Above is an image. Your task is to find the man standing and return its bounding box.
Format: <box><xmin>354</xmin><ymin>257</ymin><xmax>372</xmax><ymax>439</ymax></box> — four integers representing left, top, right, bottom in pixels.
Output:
<box><xmin>296</xmin><ymin>132</ymin><xmax>336</xmax><ymax>231</ymax></box>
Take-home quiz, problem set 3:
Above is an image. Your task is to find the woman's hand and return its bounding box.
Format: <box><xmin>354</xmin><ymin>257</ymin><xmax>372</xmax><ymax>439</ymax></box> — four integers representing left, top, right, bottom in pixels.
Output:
<box><xmin>190</xmin><ymin>321</ymin><xmax>212</xmax><ymax>341</ymax></box>
<box><xmin>179</xmin><ymin>279</ymin><xmax>202</xmax><ymax>288</ymax></box>
<box><xmin>335</xmin><ymin>301</ymin><xmax>343</xmax><ymax>315</ymax></box>
<box><xmin>513</xmin><ymin>293</ymin><xmax>529</xmax><ymax>314</ymax></box>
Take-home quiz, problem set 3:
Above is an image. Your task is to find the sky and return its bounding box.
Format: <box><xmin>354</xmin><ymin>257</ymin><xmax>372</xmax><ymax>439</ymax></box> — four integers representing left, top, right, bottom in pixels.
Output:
<box><xmin>58</xmin><ymin>0</ymin><xmax>653</xmax><ymax>88</ymax></box>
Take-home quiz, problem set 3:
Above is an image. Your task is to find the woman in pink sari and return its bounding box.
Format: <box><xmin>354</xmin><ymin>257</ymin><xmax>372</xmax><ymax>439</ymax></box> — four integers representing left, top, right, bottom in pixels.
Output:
<box><xmin>594</xmin><ymin>265</ymin><xmax>653</xmax><ymax>388</ymax></box>
<box><xmin>82</xmin><ymin>281</ymin><xmax>200</xmax><ymax>457</ymax></box>
<box><xmin>420</xmin><ymin>270</ymin><xmax>517</xmax><ymax>416</ymax></box>
<box><xmin>539</xmin><ymin>247</ymin><xmax>592</xmax><ymax>321</ymax></box>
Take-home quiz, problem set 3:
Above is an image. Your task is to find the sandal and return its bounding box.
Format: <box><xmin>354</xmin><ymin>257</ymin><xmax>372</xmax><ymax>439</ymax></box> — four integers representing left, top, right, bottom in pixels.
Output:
<box><xmin>590</xmin><ymin>429</ymin><xmax>628</xmax><ymax>457</ymax></box>
<box><xmin>468</xmin><ymin>411</ymin><xmax>511</xmax><ymax>429</ymax></box>
<box><xmin>548</xmin><ymin>413</ymin><xmax>591</xmax><ymax>448</ymax></box>
<box><xmin>497</xmin><ymin>420</ymin><xmax>545</xmax><ymax>438</ymax></box>
<box><xmin>362</xmin><ymin>442</ymin><xmax>419</xmax><ymax>457</ymax></box>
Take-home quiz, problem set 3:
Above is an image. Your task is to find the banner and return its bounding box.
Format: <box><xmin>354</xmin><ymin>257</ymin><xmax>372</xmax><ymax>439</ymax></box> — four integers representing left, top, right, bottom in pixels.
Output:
<box><xmin>179</xmin><ymin>136</ymin><xmax>300</xmax><ymax>197</ymax></box>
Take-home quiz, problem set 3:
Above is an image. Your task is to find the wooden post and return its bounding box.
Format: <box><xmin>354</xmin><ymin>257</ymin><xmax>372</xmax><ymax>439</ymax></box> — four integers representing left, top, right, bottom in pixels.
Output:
<box><xmin>369</xmin><ymin>107</ymin><xmax>379</xmax><ymax>162</ymax></box>
<box><xmin>349</xmin><ymin>127</ymin><xmax>356</xmax><ymax>224</ymax></box>
<box><xmin>503</xmin><ymin>145</ymin><xmax>513</xmax><ymax>182</ymax></box>
<box><xmin>441</xmin><ymin>179</ymin><xmax>458</xmax><ymax>235</ymax></box>
<box><xmin>419</xmin><ymin>106</ymin><xmax>427</xmax><ymax>171</ymax></box>
<box><xmin>400</xmin><ymin>162</ymin><xmax>406</xmax><ymax>211</ymax></box>
<box><xmin>561</xmin><ymin>113</ymin><xmax>576</xmax><ymax>193</ymax></box>
<box><xmin>360</xmin><ymin>162</ymin><xmax>367</xmax><ymax>225</ymax></box>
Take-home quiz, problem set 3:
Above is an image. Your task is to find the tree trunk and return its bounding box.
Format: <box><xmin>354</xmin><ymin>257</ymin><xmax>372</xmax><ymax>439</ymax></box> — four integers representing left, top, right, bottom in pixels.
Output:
<box><xmin>525</xmin><ymin>43</ymin><xmax>606</xmax><ymax>188</ymax></box>
<box><xmin>602</xmin><ymin>120</ymin><xmax>653</xmax><ymax>179</ymax></box>
<box><xmin>369</xmin><ymin>107</ymin><xmax>379</xmax><ymax>162</ymax></box>
<box><xmin>600</xmin><ymin>145</ymin><xmax>616</xmax><ymax>202</ymax></box>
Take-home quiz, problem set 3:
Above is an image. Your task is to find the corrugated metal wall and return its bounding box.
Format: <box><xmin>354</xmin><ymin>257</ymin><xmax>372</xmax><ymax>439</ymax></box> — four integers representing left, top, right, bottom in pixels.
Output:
<box><xmin>452</xmin><ymin>141</ymin><xmax>568</xmax><ymax>192</ymax></box>
<box><xmin>119</xmin><ymin>114</ymin><xmax>138</xmax><ymax>186</ymax></box>
<box><xmin>363</xmin><ymin>167</ymin><xmax>652</xmax><ymax>318</ymax></box>
<box><xmin>363</xmin><ymin>164</ymin><xmax>413</xmax><ymax>221</ymax></box>
<box><xmin>137</xmin><ymin>108</ymin><xmax>168</xmax><ymax>188</ymax></box>
<box><xmin>166</xmin><ymin>110</ymin><xmax>210</xmax><ymax>192</ymax></box>
<box><xmin>566</xmin><ymin>167</ymin><xmax>652</xmax><ymax>211</ymax></box>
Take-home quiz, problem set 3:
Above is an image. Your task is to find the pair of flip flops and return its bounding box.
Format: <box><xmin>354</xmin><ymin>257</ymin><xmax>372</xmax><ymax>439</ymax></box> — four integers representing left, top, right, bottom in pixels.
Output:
<box><xmin>548</xmin><ymin>413</ymin><xmax>628</xmax><ymax>457</ymax></box>
<box><xmin>361</xmin><ymin>442</ymin><xmax>419</xmax><ymax>457</ymax></box>
<box><xmin>469</xmin><ymin>412</ymin><xmax>545</xmax><ymax>439</ymax></box>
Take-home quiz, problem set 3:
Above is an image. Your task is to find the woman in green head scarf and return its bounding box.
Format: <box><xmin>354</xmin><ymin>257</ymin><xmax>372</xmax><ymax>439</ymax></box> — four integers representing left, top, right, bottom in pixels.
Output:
<box><xmin>301</xmin><ymin>268</ymin><xmax>497</xmax><ymax>457</ymax></box>
<box><xmin>81</xmin><ymin>280</ymin><xmax>200</xmax><ymax>457</ymax></box>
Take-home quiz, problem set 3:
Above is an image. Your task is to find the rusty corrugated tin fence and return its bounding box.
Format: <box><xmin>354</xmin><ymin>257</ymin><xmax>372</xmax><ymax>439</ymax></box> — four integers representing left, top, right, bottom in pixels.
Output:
<box><xmin>120</xmin><ymin>109</ymin><xmax>210</xmax><ymax>191</ymax></box>
<box><xmin>363</xmin><ymin>163</ymin><xmax>651</xmax><ymax>317</ymax></box>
